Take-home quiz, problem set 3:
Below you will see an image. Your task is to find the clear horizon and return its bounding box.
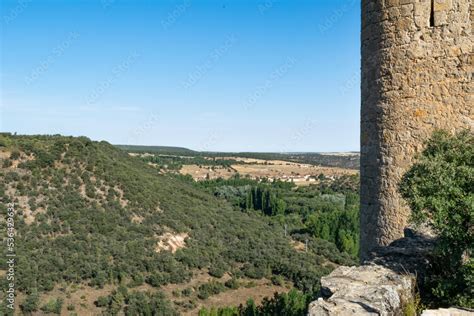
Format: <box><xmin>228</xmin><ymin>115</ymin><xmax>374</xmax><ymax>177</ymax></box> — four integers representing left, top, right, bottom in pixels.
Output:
<box><xmin>1</xmin><ymin>0</ymin><xmax>360</xmax><ymax>152</ymax></box>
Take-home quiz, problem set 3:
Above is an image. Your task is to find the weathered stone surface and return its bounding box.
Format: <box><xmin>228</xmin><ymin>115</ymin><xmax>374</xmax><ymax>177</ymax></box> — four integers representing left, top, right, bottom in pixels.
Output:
<box><xmin>365</xmin><ymin>227</ymin><xmax>436</xmax><ymax>278</ymax></box>
<box><xmin>360</xmin><ymin>0</ymin><xmax>474</xmax><ymax>260</ymax></box>
<box><xmin>309</xmin><ymin>297</ymin><xmax>378</xmax><ymax>316</ymax></box>
<box><xmin>329</xmin><ymin>2</ymin><xmax>474</xmax><ymax>315</ymax></box>
<box><xmin>308</xmin><ymin>232</ymin><xmax>472</xmax><ymax>315</ymax></box>
<box><xmin>308</xmin><ymin>265</ymin><xmax>414</xmax><ymax>316</ymax></box>
<box><xmin>421</xmin><ymin>308</ymin><xmax>474</xmax><ymax>316</ymax></box>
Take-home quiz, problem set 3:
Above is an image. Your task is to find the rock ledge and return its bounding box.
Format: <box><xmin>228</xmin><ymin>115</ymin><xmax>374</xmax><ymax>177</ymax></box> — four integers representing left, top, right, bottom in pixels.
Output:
<box><xmin>308</xmin><ymin>264</ymin><xmax>414</xmax><ymax>316</ymax></box>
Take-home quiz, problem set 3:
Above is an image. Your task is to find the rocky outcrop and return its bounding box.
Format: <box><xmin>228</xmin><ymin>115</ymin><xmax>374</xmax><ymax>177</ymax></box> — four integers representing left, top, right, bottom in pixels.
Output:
<box><xmin>308</xmin><ymin>229</ymin><xmax>438</xmax><ymax>316</ymax></box>
<box><xmin>365</xmin><ymin>227</ymin><xmax>436</xmax><ymax>278</ymax></box>
<box><xmin>308</xmin><ymin>265</ymin><xmax>414</xmax><ymax>316</ymax></box>
<box><xmin>308</xmin><ymin>228</ymin><xmax>474</xmax><ymax>315</ymax></box>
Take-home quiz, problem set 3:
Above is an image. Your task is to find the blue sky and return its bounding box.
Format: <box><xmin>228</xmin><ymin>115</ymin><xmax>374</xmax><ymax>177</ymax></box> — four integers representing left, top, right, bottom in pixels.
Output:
<box><xmin>1</xmin><ymin>0</ymin><xmax>360</xmax><ymax>152</ymax></box>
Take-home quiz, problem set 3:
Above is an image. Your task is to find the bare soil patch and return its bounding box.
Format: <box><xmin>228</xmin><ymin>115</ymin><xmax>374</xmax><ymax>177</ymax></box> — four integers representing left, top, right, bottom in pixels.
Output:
<box><xmin>155</xmin><ymin>232</ymin><xmax>189</xmax><ymax>253</ymax></box>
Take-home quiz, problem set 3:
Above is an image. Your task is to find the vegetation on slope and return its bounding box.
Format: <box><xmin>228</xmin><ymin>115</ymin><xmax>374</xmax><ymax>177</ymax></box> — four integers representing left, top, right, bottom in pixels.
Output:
<box><xmin>0</xmin><ymin>134</ymin><xmax>355</xmax><ymax>315</ymax></box>
<box><xmin>198</xmin><ymin>289</ymin><xmax>310</xmax><ymax>316</ymax></box>
<box><xmin>194</xmin><ymin>174</ymin><xmax>360</xmax><ymax>257</ymax></box>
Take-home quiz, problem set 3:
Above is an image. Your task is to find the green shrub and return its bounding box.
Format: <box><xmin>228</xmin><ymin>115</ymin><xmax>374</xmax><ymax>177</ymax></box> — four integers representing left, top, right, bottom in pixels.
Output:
<box><xmin>199</xmin><ymin>306</ymin><xmax>239</xmax><ymax>316</ymax></box>
<box><xmin>40</xmin><ymin>298</ymin><xmax>63</xmax><ymax>314</ymax></box>
<box><xmin>242</xmin><ymin>263</ymin><xmax>268</xmax><ymax>279</ymax></box>
<box><xmin>128</xmin><ymin>274</ymin><xmax>144</xmax><ymax>287</ymax></box>
<box><xmin>400</xmin><ymin>130</ymin><xmax>473</xmax><ymax>308</ymax></box>
<box><xmin>175</xmin><ymin>299</ymin><xmax>197</xmax><ymax>310</ymax></box>
<box><xmin>202</xmin><ymin>289</ymin><xmax>310</xmax><ymax>316</ymax></box>
<box><xmin>20</xmin><ymin>291</ymin><xmax>40</xmax><ymax>313</ymax></box>
<box><xmin>224</xmin><ymin>278</ymin><xmax>240</xmax><ymax>289</ymax></box>
<box><xmin>182</xmin><ymin>288</ymin><xmax>193</xmax><ymax>297</ymax></box>
<box><xmin>2</xmin><ymin>159</ymin><xmax>12</xmax><ymax>168</ymax></box>
<box><xmin>172</xmin><ymin>289</ymin><xmax>181</xmax><ymax>297</ymax></box>
<box><xmin>146</xmin><ymin>273</ymin><xmax>167</xmax><ymax>287</ymax></box>
<box><xmin>257</xmin><ymin>289</ymin><xmax>310</xmax><ymax>316</ymax></box>
<box><xmin>124</xmin><ymin>291</ymin><xmax>179</xmax><ymax>316</ymax></box>
<box><xmin>95</xmin><ymin>296</ymin><xmax>110</xmax><ymax>307</ymax></box>
<box><xmin>271</xmin><ymin>275</ymin><xmax>285</xmax><ymax>286</ymax></box>
<box><xmin>10</xmin><ymin>151</ymin><xmax>20</xmax><ymax>160</ymax></box>
<box><xmin>209</xmin><ymin>261</ymin><xmax>227</xmax><ymax>278</ymax></box>
<box><xmin>197</xmin><ymin>281</ymin><xmax>226</xmax><ymax>300</ymax></box>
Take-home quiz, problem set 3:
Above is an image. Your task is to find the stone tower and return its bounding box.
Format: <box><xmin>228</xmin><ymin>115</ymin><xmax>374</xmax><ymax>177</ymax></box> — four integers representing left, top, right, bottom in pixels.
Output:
<box><xmin>360</xmin><ymin>0</ymin><xmax>473</xmax><ymax>260</ymax></box>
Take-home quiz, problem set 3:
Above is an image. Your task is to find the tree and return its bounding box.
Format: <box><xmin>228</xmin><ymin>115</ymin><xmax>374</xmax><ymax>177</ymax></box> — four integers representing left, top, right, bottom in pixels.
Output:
<box><xmin>242</xmin><ymin>298</ymin><xmax>257</xmax><ymax>316</ymax></box>
<box><xmin>273</xmin><ymin>198</ymin><xmax>286</xmax><ymax>216</ymax></box>
<box><xmin>20</xmin><ymin>291</ymin><xmax>40</xmax><ymax>314</ymax></box>
<box><xmin>400</xmin><ymin>130</ymin><xmax>473</xmax><ymax>308</ymax></box>
<box><xmin>108</xmin><ymin>291</ymin><xmax>125</xmax><ymax>315</ymax></box>
<box><xmin>124</xmin><ymin>292</ymin><xmax>152</xmax><ymax>316</ymax></box>
<box><xmin>258</xmin><ymin>289</ymin><xmax>309</xmax><ymax>316</ymax></box>
<box><xmin>95</xmin><ymin>296</ymin><xmax>110</xmax><ymax>307</ymax></box>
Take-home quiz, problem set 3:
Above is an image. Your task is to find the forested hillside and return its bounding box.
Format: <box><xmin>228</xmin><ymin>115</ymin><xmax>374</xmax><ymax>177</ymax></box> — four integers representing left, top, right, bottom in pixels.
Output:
<box><xmin>0</xmin><ymin>134</ymin><xmax>356</xmax><ymax>315</ymax></box>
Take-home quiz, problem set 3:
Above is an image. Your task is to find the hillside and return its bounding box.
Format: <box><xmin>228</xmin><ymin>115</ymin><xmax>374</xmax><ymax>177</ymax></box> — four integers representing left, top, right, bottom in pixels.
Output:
<box><xmin>0</xmin><ymin>134</ymin><xmax>355</xmax><ymax>315</ymax></box>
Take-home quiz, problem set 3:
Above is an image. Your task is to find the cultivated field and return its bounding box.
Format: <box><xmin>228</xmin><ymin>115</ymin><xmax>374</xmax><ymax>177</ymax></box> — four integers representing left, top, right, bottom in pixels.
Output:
<box><xmin>180</xmin><ymin>157</ymin><xmax>358</xmax><ymax>185</ymax></box>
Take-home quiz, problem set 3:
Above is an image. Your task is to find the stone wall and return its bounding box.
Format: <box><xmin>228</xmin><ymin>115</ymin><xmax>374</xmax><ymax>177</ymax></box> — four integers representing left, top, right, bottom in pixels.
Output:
<box><xmin>360</xmin><ymin>0</ymin><xmax>473</xmax><ymax>260</ymax></box>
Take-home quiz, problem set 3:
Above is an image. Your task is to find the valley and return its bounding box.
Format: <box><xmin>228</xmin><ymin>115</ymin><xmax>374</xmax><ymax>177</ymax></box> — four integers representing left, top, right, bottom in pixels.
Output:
<box><xmin>0</xmin><ymin>135</ymin><xmax>359</xmax><ymax>315</ymax></box>
<box><xmin>124</xmin><ymin>146</ymin><xmax>359</xmax><ymax>186</ymax></box>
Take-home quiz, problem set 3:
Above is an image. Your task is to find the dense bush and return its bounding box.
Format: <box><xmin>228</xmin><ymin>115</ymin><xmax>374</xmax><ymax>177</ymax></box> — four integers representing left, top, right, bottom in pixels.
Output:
<box><xmin>125</xmin><ymin>291</ymin><xmax>179</xmax><ymax>316</ymax></box>
<box><xmin>225</xmin><ymin>278</ymin><xmax>240</xmax><ymax>289</ymax></box>
<box><xmin>20</xmin><ymin>291</ymin><xmax>40</xmax><ymax>313</ymax></box>
<box><xmin>95</xmin><ymin>296</ymin><xmax>110</xmax><ymax>307</ymax></box>
<box><xmin>94</xmin><ymin>288</ymin><xmax>179</xmax><ymax>315</ymax></box>
<box><xmin>209</xmin><ymin>261</ymin><xmax>228</xmax><ymax>278</ymax></box>
<box><xmin>198</xmin><ymin>281</ymin><xmax>227</xmax><ymax>300</ymax></box>
<box><xmin>10</xmin><ymin>150</ymin><xmax>20</xmax><ymax>160</ymax></box>
<box><xmin>400</xmin><ymin>130</ymin><xmax>473</xmax><ymax>308</ymax></box>
<box><xmin>199</xmin><ymin>306</ymin><xmax>240</xmax><ymax>316</ymax></box>
<box><xmin>199</xmin><ymin>175</ymin><xmax>360</xmax><ymax>257</ymax></box>
<box><xmin>199</xmin><ymin>289</ymin><xmax>310</xmax><ymax>316</ymax></box>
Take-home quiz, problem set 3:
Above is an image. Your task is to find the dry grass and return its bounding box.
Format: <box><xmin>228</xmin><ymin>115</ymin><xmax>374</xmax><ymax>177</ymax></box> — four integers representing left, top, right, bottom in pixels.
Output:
<box><xmin>0</xmin><ymin>150</ymin><xmax>11</xmax><ymax>159</ymax></box>
<box><xmin>291</xmin><ymin>240</ymin><xmax>306</xmax><ymax>252</ymax></box>
<box><xmin>184</xmin><ymin>279</ymin><xmax>288</xmax><ymax>316</ymax></box>
<box><xmin>159</xmin><ymin>270</ymin><xmax>290</xmax><ymax>316</ymax></box>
